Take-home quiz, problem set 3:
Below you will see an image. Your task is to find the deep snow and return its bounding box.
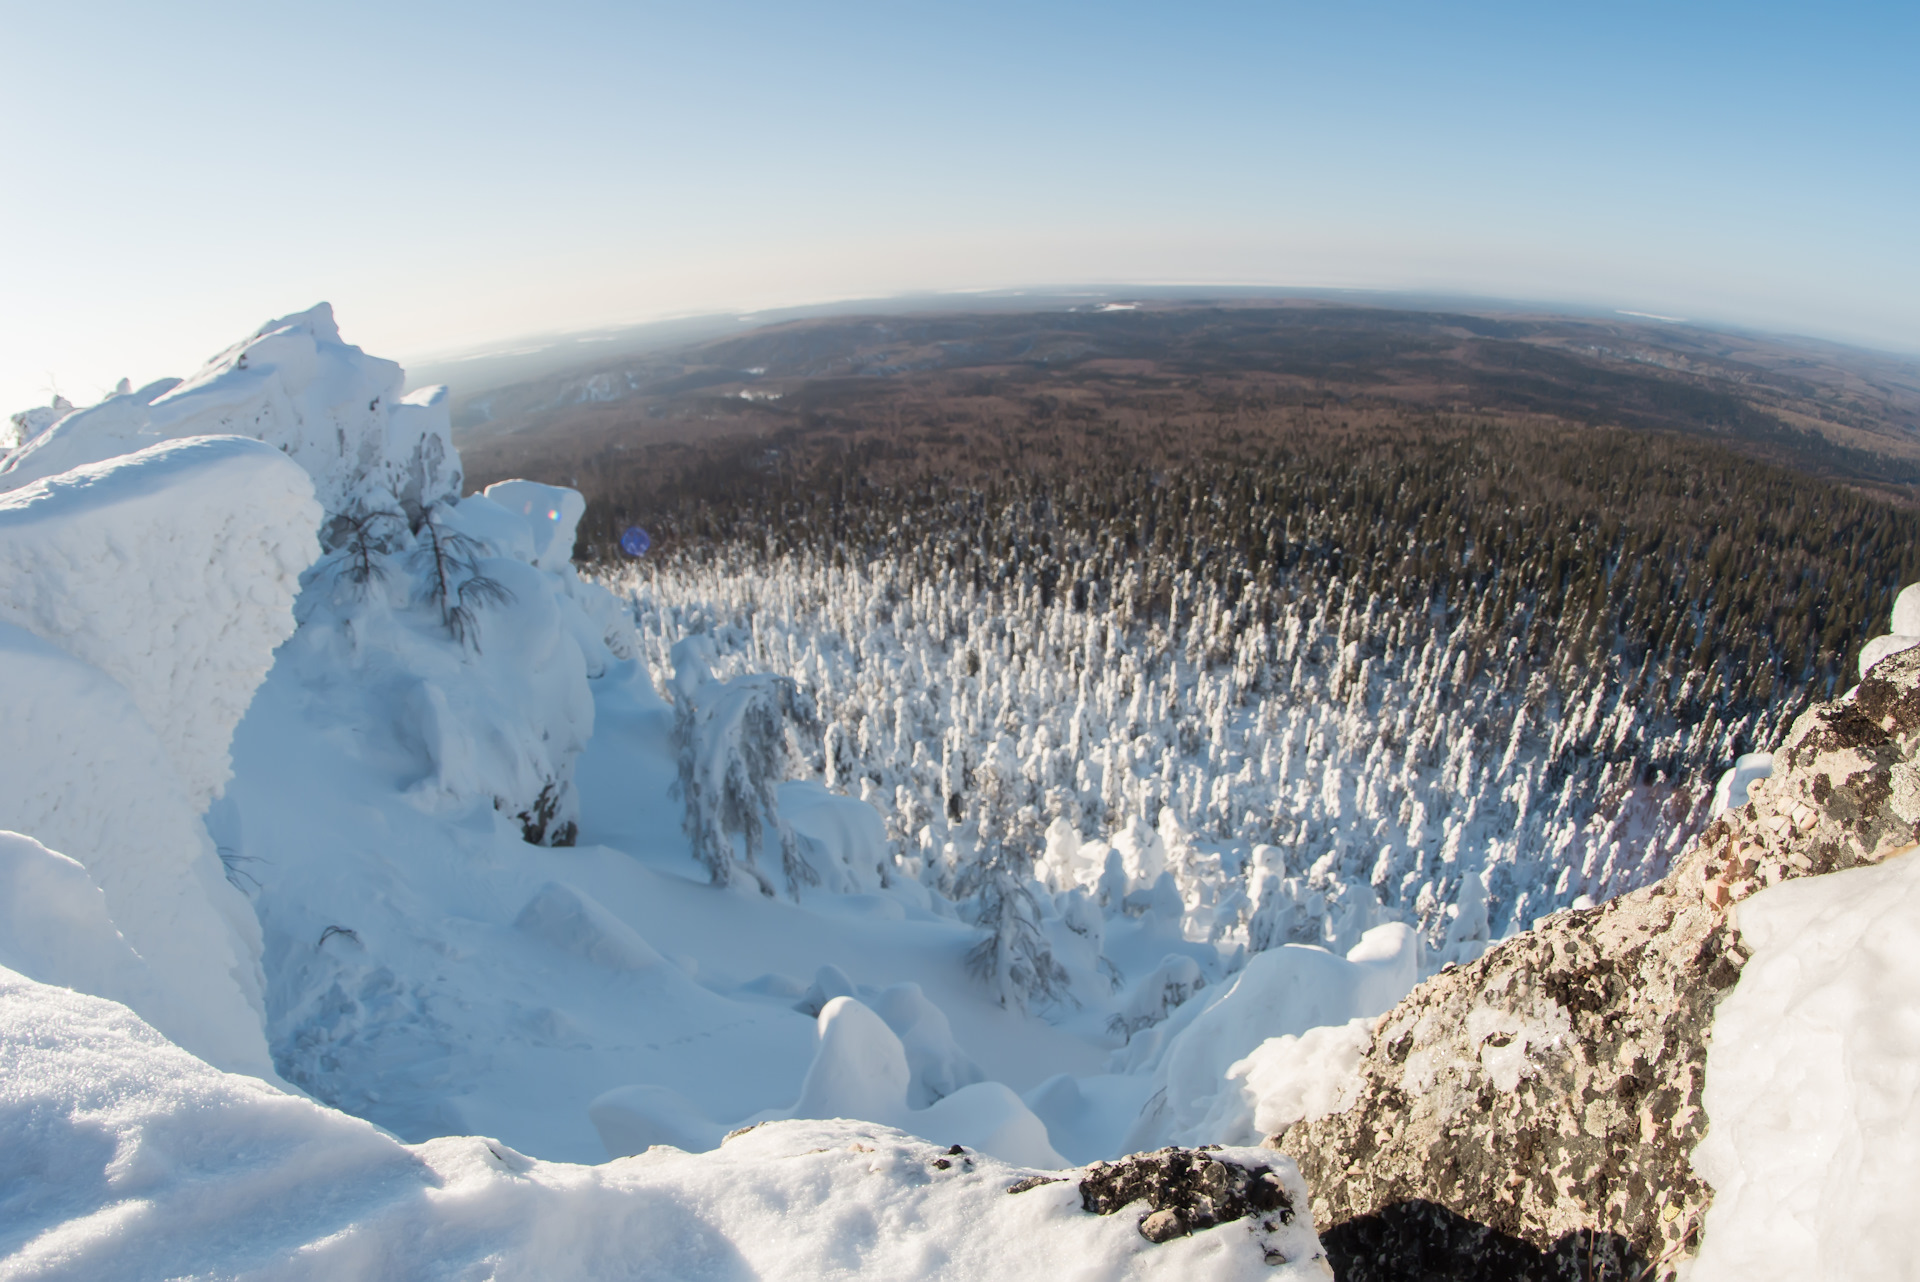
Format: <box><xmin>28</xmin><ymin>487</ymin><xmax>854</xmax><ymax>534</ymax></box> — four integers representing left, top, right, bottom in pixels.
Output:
<box><xmin>1692</xmin><ymin>844</ymin><xmax>1920</xmax><ymax>1281</ymax></box>
<box><xmin>0</xmin><ymin>964</ymin><xmax>1332</xmax><ymax>1281</ymax></box>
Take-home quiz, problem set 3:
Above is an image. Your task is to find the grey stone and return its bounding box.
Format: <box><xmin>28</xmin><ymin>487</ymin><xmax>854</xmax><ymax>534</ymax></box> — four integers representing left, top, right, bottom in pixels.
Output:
<box><xmin>1279</xmin><ymin>646</ymin><xmax>1920</xmax><ymax>1280</ymax></box>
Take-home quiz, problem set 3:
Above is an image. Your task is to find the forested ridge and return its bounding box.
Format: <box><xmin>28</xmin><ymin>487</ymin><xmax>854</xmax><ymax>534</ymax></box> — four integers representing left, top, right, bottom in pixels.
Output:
<box><xmin>575</xmin><ymin>409</ymin><xmax>1920</xmax><ymax>948</ymax></box>
<box><xmin>585</xmin><ymin>414</ymin><xmax>1920</xmax><ymax>748</ymax></box>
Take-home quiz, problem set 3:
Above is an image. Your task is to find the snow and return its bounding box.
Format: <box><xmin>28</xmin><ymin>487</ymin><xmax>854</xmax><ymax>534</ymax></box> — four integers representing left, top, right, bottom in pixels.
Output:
<box><xmin>0</xmin><ymin>435</ymin><xmax>320</xmax><ymax>810</ymax></box>
<box><xmin>1203</xmin><ymin>1019</ymin><xmax>1375</xmax><ymax>1148</ymax></box>
<box><xmin>0</xmin><ymin>434</ymin><xmax>318</xmax><ymax>1080</ymax></box>
<box><xmin>1859</xmin><ymin>632</ymin><xmax>1920</xmax><ymax>678</ymax></box>
<box><xmin>484</xmin><ymin>478</ymin><xmax>587</xmax><ymax>574</ymax></box>
<box><xmin>1120</xmin><ymin>923</ymin><xmax>1417</xmax><ymax>1150</ymax></box>
<box><xmin>0</xmin><ymin>304</ymin><xmax>461</xmax><ymax>525</ymax></box>
<box><xmin>8</xmin><ymin>300</ymin><xmax>1786</xmax><ymax>1274</ymax></box>
<box><xmin>1691</xmin><ymin>844</ymin><xmax>1920</xmax><ymax>1281</ymax></box>
<box><xmin>0</xmin><ymin>965</ymin><xmax>1333</xmax><ymax>1281</ymax></box>
<box><xmin>1709</xmin><ymin>752</ymin><xmax>1774</xmax><ymax>818</ymax></box>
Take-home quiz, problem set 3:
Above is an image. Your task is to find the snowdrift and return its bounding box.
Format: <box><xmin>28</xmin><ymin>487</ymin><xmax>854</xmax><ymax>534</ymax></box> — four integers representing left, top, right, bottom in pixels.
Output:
<box><xmin>1693</xmin><ymin>845</ymin><xmax>1920</xmax><ymax>1280</ymax></box>
<box><xmin>0</xmin><ymin>965</ymin><xmax>1332</xmax><ymax>1281</ymax></box>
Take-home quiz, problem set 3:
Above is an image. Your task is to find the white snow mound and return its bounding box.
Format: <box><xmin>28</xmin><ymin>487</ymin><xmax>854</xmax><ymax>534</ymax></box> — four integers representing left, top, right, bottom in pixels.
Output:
<box><xmin>0</xmin><ymin>966</ymin><xmax>1331</xmax><ymax>1281</ymax></box>
<box><xmin>1122</xmin><ymin>923</ymin><xmax>1418</xmax><ymax>1151</ymax></box>
<box><xmin>1692</xmin><ymin>844</ymin><xmax>1920</xmax><ymax>1280</ymax></box>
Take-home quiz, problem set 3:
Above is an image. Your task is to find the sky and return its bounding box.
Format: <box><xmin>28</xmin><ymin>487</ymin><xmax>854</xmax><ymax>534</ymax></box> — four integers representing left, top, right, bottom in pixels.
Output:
<box><xmin>4</xmin><ymin>0</ymin><xmax>1916</xmax><ymax>413</ymax></box>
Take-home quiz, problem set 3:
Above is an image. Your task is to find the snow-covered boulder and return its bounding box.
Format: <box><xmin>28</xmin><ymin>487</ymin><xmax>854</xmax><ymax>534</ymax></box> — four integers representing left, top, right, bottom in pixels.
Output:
<box><xmin>0</xmin><ymin>435</ymin><xmax>320</xmax><ymax>809</ymax></box>
<box><xmin>594</xmin><ymin>993</ymin><xmax>1061</xmax><ymax>1169</ymax></box>
<box><xmin>0</xmin><ymin>304</ymin><xmax>460</xmax><ymax>525</ymax></box>
<box><xmin>0</xmin><ymin>436</ymin><xmax>316</xmax><ymax>1081</ymax></box>
<box><xmin>0</xmin><ymin>625</ymin><xmax>279</xmax><ymax>1079</ymax></box>
<box><xmin>789</xmin><ymin>996</ymin><xmax>1067</xmax><ymax>1168</ymax></box>
<box><xmin>483</xmin><ymin>478</ymin><xmax>587</xmax><ymax>573</ymax></box>
<box><xmin>1708</xmin><ymin>751</ymin><xmax>1772</xmax><ymax>818</ymax></box>
<box><xmin>0</xmin><ymin>830</ymin><xmax>167</xmax><ymax>1028</ymax></box>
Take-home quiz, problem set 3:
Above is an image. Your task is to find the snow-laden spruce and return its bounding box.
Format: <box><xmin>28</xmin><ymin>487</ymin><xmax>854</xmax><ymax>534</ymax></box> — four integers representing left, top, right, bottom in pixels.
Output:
<box><xmin>608</xmin><ymin>544</ymin><xmax>1739</xmax><ymax>985</ymax></box>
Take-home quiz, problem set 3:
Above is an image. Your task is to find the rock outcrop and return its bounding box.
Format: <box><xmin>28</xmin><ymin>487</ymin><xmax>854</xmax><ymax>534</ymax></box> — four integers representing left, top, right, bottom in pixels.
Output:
<box><xmin>1074</xmin><ymin>1145</ymin><xmax>1332</xmax><ymax>1272</ymax></box>
<box><xmin>1280</xmin><ymin>645</ymin><xmax>1920</xmax><ymax>1280</ymax></box>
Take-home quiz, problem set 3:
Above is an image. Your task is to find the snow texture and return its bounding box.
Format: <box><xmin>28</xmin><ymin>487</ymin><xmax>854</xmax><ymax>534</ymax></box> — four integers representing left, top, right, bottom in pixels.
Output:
<box><xmin>1120</xmin><ymin>923</ymin><xmax>1418</xmax><ymax>1151</ymax></box>
<box><xmin>0</xmin><ymin>966</ymin><xmax>1332</xmax><ymax>1281</ymax></box>
<box><xmin>0</xmin><ymin>304</ymin><xmax>460</xmax><ymax>524</ymax></box>
<box><xmin>0</xmin><ymin>435</ymin><xmax>320</xmax><ymax>809</ymax></box>
<box><xmin>1692</xmin><ymin>845</ymin><xmax>1920</xmax><ymax>1281</ymax></box>
<box><xmin>1708</xmin><ymin>752</ymin><xmax>1773</xmax><ymax>819</ymax></box>
<box><xmin>0</xmin><ymin>435</ymin><xmax>318</xmax><ymax>1080</ymax></box>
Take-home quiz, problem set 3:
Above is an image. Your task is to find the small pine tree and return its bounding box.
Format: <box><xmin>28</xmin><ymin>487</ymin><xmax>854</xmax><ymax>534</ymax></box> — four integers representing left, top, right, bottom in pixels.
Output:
<box><xmin>670</xmin><ymin>635</ymin><xmax>822</xmax><ymax>897</ymax></box>
<box><xmin>411</xmin><ymin>506</ymin><xmax>514</xmax><ymax>651</ymax></box>
<box><xmin>328</xmin><ymin>506</ymin><xmax>405</xmax><ymax>598</ymax></box>
<box><xmin>956</xmin><ymin>839</ymin><xmax>1071</xmax><ymax>1012</ymax></box>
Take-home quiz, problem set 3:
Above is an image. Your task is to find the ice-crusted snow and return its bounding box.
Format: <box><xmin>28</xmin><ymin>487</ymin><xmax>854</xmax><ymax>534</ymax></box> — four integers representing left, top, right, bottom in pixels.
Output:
<box><xmin>1691</xmin><ymin>844</ymin><xmax>1920</xmax><ymax>1281</ymax></box>
<box><xmin>0</xmin><ymin>966</ymin><xmax>1333</xmax><ymax>1282</ymax></box>
<box><xmin>0</xmin><ymin>435</ymin><xmax>319</xmax><ymax>809</ymax></box>
<box><xmin>0</xmin><ymin>435</ymin><xmax>317</xmax><ymax>1079</ymax></box>
<box><xmin>0</xmin><ymin>304</ymin><xmax>460</xmax><ymax>524</ymax></box>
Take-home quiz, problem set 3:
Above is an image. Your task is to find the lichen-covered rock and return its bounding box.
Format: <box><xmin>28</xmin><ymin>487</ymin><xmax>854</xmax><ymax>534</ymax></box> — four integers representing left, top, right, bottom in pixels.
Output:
<box><xmin>1077</xmin><ymin>1145</ymin><xmax>1331</xmax><ymax>1270</ymax></box>
<box><xmin>1281</xmin><ymin>646</ymin><xmax>1920</xmax><ymax>1281</ymax></box>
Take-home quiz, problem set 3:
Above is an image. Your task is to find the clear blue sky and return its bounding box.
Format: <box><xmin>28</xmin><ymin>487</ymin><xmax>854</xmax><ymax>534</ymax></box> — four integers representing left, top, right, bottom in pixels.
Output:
<box><xmin>4</xmin><ymin>1</ymin><xmax>1915</xmax><ymax>410</ymax></box>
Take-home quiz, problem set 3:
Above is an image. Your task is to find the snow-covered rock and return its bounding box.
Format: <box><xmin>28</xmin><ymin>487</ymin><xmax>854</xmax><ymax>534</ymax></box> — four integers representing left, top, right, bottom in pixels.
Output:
<box><xmin>484</xmin><ymin>478</ymin><xmax>587</xmax><ymax>574</ymax></box>
<box><xmin>1708</xmin><ymin>751</ymin><xmax>1772</xmax><ymax>818</ymax></box>
<box><xmin>0</xmin><ymin>434</ymin><xmax>320</xmax><ymax>809</ymax></box>
<box><xmin>595</xmin><ymin>994</ymin><xmax>1065</xmax><ymax>1169</ymax></box>
<box><xmin>0</xmin><ymin>304</ymin><xmax>460</xmax><ymax>524</ymax></box>
<box><xmin>0</xmin><ymin>625</ymin><xmax>278</xmax><ymax>1079</ymax></box>
<box><xmin>0</xmin><ymin>436</ymin><xmax>316</xmax><ymax>1081</ymax></box>
<box><xmin>1274</xmin><ymin>640</ymin><xmax>1920</xmax><ymax>1280</ymax></box>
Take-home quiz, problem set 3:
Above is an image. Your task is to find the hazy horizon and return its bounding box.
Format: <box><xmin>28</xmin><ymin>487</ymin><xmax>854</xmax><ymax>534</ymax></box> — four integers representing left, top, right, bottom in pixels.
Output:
<box><xmin>7</xmin><ymin>0</ymin><xmax>1916</xmax><ymax>414</ymax></box>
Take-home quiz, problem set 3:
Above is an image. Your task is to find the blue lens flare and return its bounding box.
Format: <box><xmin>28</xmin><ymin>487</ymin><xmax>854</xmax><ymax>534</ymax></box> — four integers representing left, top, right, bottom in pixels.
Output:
<box><xmin>620</xmin><ymin>526</ymin><xmax>652</xmax><ymax>557</ymax></box>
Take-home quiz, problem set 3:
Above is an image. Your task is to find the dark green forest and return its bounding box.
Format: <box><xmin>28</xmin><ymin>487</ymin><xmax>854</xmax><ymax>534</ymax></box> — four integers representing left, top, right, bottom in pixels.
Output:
<box><xmin>575</xmin><ymin>413</ymin><xmax>1920</xmax><ymax>774</ymax></box>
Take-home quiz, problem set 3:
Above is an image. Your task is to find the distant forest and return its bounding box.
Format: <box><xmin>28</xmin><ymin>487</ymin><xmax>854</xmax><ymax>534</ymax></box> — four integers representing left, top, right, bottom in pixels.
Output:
<box><xmin>569</xmin><ymin>410</ymin><xmax>1920</xmax><ymax>752</ymax></box>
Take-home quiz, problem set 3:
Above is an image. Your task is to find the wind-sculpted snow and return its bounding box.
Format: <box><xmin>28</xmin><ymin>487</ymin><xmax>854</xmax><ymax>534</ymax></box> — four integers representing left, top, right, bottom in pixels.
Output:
<box><xmin>0</xmin><ymin>304</ymin><xmax>460</xmax><ymax>523</ymax></box>
<box><xmin>0</xmin><ymin>436</ymin><xmax>317</xmax><ymax>1081</ymax></box>
<box><xmin>0</xmin><ymin>634</ymin><xmax>275</xmax><ymax>1079</ymax></box>
<box><xmin>0</xmin><ymin>967</ymin><xmax>1334</xmax><ymax>1281</ymax></box>
<box><xmin>0</xmin><ymin>435</ymin><xmax>320</xmax><ymax>809</ymax></box>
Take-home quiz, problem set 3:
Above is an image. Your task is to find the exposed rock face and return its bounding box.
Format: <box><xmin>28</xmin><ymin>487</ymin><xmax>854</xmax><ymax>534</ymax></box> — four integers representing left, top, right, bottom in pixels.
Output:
<box><xmin>1077</xmin><ymin>1145</ymin><xmax>1330</xmax><ymax>1270</ymax></box>
<box><xmin>1282</xmin><ymin>646</ymin><xmax>1920</xmax><ymax>1280</ymax></box>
